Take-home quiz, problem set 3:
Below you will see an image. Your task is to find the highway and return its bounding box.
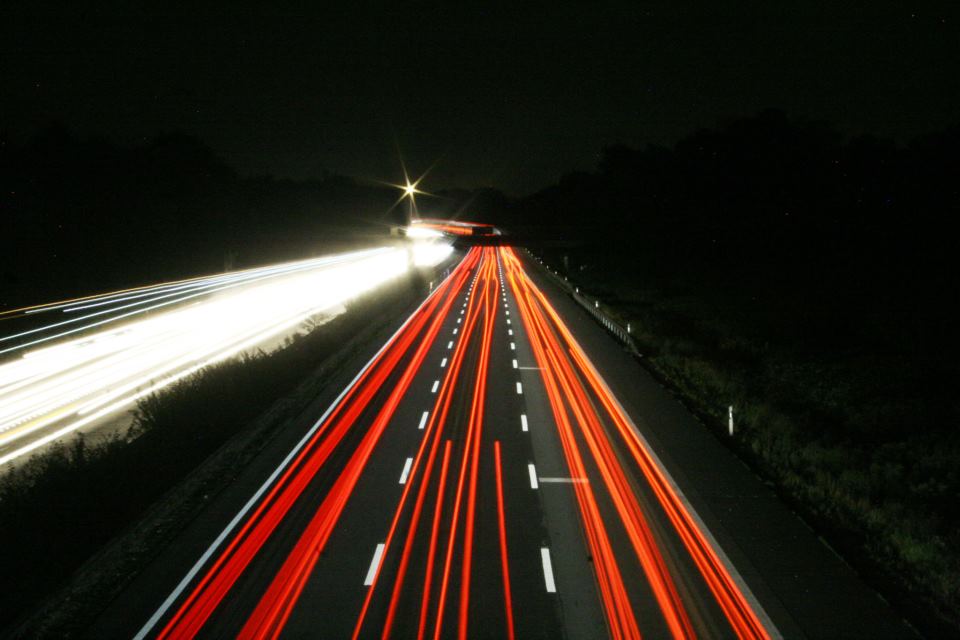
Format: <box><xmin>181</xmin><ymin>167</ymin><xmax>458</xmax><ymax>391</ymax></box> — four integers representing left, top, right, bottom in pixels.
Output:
<box><xmin>92</xmin><ymin>245</ymin><xmax>778</xmax><ymax>639</ymax></box>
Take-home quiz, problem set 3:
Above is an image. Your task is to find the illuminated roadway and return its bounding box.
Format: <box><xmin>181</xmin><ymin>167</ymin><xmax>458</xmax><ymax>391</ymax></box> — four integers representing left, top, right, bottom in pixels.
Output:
<box><xmin>84</xmin><ymin>244</ymin><xmax>917</xmax><ymax>639</ymax></box>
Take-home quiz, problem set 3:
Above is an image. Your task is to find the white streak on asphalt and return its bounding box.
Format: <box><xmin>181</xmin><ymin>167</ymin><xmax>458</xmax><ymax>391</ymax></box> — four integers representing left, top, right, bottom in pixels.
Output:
<box><xmin>364</xmin><ymin>544</ymin><xmax>386</xmax><ymax>585</ymax></box>
<box><xmin>541</xmin><ymin>548</ymin><xmax>557</xmax><ymax>593</ymax></box>
<box><xmin>399</xmin><ymin>458</ymin><xmax>413</xmax><ymax>484</ymax></box>
<box><xmin>431</xmin><ymin>380</ymin><xmax>439</xmax><ymax>393</ymax></box>
<box><xmin>521</xmin><ymin>414</ymin><xmax>528</xmax><ymax>432</ymax></box>
<box><xmin>528</xmin><ymin>464</ymin><xmax>539</xmax><ymax>489</ymax></box>
<box><xmin>418</xmin><ymin>411</ymin><xmax>429</xmax><ymax>430</ymax></box>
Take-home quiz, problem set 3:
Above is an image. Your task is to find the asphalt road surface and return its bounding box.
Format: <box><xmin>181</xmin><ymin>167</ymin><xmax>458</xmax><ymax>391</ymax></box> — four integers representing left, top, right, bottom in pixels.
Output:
<box><xmin>88</xmin><ymin>246</ymin><xmax>916</xmax><ymax>639</ymax></box>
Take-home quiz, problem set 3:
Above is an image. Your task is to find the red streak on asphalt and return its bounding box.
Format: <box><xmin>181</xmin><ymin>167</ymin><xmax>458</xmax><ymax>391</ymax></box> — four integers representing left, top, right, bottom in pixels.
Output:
<box><xmin>494</xmin><ymin>440</ymin><xmax>516</xmax><ymax>640</ymax></box>
<box><xmin>352</xmin><ymin>250</ymin><xmax>494</xmax><ymax>639</ymax></box>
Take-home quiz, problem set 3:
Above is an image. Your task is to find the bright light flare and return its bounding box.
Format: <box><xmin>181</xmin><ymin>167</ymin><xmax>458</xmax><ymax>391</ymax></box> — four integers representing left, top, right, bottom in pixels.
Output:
<box><xmin>412</xmin><ymin>239</ymin><xmax>453</xmax><ymax>265</ymax></box>
<box><xmin>406</xmin><ymin>226</ymin><xmax>444</xmax><ymax>239</ymax></box>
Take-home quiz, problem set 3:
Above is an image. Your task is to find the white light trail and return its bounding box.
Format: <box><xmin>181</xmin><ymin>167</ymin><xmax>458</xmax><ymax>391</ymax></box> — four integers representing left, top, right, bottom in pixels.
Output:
<box><xmin>0</xmin><ymin>242</ymin><xmax>451</xmax><ymax>466</ymax></box>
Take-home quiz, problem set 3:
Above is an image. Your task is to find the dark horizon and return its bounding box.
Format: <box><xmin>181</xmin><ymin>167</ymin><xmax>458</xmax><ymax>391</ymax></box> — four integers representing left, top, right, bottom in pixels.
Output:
<box><xmin>3</xmin><ymin>2</ymin><xmax>957</xmax><ymax>194</ymax></box>
<box><xmin>5</xmin><ymin>106</ymin><xmax>958</xmax><ymax>201</ymax></box>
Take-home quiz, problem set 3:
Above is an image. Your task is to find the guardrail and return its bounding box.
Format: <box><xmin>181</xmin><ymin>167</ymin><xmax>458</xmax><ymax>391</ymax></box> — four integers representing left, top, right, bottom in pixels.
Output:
<box><xmin>525</xmin><ymin>250</ymin><xmax>642</xmax><ymax>358</ymax></box>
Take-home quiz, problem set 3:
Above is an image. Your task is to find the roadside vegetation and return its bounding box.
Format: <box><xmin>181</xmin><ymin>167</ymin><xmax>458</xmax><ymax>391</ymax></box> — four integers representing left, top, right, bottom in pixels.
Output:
<box><xmin>0</xmin><ymin>271</ymin><xmax>427</xmax><ymax>634</ymax></box>
<box><xmin>514</xmin><ymin>110</ymin><xmax>960</xmax><ymax>635</ymax></box>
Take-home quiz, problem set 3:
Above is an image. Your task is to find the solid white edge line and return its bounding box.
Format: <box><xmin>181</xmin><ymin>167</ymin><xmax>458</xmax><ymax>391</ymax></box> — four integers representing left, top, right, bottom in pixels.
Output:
<box><xmin>521</xmin><ymin>414</ymin><xmax>528</xmax><ymax>432</ymax></box>
<box><xmin>528</xmin><ymin>463</ymin><xmax>539</xmax><ymax>489</ymax></box>
<box><xmin>132</xmin><ymin>254</ymin><xmax>463</xmax><ymax>640</ymax></box>
<box><xmin>399</xmin><ymin>457</ymin><xmax>414</xmax><ymax>484</ymax></box>
<box><xmin>364</xmin><ymin>543</ymin><xmax>386</xmax><ymax>585</ymax></box>
<box><xmin>538</xmin><ymin>477</ymin><xmax>589</xmax><ymax>484</ymax></box>
<box><xmin>541</xmin><ymin>547</ymin><xmax>557</xmax><ymax>593</ymax></box>
<box><xmin>418</xmin><ymin>411</ymin><xmax>429</xmax><ymax>430</ymax></box>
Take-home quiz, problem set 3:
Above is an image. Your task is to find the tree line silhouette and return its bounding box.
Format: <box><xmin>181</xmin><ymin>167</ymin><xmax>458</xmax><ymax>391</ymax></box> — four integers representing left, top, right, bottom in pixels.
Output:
<box><xmin>1</xmin><ymin>126</ymin><xmax>407</xmax><ymax>310</ymax></box>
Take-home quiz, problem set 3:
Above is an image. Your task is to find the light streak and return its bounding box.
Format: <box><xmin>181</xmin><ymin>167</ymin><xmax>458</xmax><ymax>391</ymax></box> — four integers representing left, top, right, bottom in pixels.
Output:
<box><xmin>493</xmin><ymin>441</ymin><xmax>516</xmax><ymax>640</ymax></box>
<box><xmin>416</xmin><ymin>441</ymin><xmax>453</xmax><ymax>640</ymax></box>
<box><xmin>0</xmin><ymin>243</ymin><xmax>452</xmax><ymax>466</ymax></box>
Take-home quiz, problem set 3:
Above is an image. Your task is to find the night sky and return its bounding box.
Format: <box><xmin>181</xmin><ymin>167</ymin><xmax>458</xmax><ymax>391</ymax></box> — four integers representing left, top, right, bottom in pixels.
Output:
<box><xmin>2</xmin><ymin>1</ymin><xmax>957</xmax><ymax>194</ymax></box>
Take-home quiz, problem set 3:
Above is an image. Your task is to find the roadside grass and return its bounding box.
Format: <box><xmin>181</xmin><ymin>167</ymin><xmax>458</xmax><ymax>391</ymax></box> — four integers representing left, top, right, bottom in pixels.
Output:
<box><xmin>0</xmin><ymin>271</ymin><xmax>427</xmax><ymax>633</ymax></box>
